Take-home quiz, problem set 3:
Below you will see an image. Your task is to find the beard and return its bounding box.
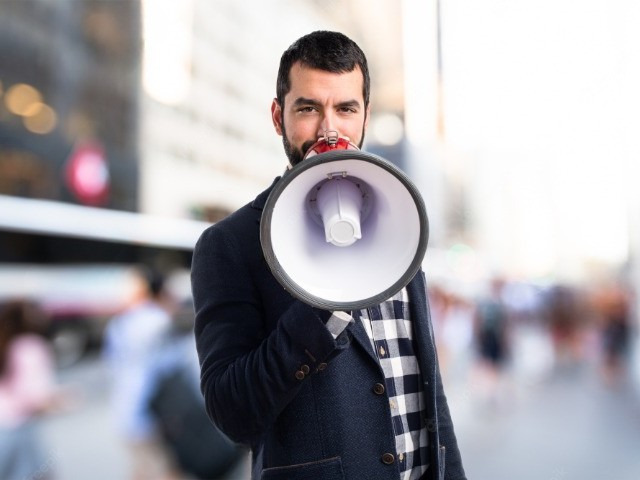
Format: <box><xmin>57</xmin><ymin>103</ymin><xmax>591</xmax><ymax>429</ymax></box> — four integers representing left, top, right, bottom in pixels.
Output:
<box><xmin>281</xmin><ymin>122</ymin><xmax>367</xmax><ymax>167</ymax></box>
<box><xmin>281</xmin><ymin>128</ymin><xmax>316</xmax><ymax>167</ymax></box>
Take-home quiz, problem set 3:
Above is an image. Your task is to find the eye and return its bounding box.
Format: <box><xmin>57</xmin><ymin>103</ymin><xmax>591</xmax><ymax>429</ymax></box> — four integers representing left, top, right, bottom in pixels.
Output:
<box><xmin>297</xmin><ymin>106</ymin><xmax>318</xmax><ymax>114</ymax></box>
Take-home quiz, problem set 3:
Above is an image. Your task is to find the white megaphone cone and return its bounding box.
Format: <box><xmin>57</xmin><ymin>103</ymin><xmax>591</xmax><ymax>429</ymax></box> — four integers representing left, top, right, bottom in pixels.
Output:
<box><xmin>260</xmin><ymin>134</ymin><xmax>428</xmax><ymax>311</ymax></box>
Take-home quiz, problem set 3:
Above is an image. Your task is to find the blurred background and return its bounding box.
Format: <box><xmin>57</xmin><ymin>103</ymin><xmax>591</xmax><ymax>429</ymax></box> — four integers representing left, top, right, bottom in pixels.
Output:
<box><xmin>1</xmin><ymin>0</ymin><xmax>639</xmax><ymax>479</ymax></box>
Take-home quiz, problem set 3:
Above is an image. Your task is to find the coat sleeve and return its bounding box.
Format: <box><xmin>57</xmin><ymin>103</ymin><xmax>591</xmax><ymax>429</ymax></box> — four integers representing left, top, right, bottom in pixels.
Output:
<box><xmin>434</xmin><ymin>365</ymin><xmax>467</xmax><ymax>480</ymax></box>
<box><xmin>191</xmin><ymin>223</ymin><xmax>350</xmax><ymax>444</ymax></box>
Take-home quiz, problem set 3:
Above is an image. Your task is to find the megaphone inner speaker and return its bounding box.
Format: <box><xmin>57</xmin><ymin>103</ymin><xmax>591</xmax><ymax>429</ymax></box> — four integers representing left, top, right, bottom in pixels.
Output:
<box><xmin>306</xmin><ymin>174</ymin><xmax>373</xmax><ymax>247</ymax></box>
<box><xmin>261</xmin><ymin>150</ymin><xmax>428</xmax><ymax>311</ymax></box>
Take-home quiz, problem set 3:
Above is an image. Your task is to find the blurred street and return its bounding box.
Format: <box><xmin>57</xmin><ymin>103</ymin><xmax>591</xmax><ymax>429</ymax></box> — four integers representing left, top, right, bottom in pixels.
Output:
<box><xmin>449</xmin><ymin>356</ymin><xmax>640</xmax><ymax>480</ymax></box>
<box><xmin>40</xmin><ymin>328</ymin><xmax>640</xmax><ymax>480</ymax></box>
<box><xmin>40</xmin><ymin>352</ymin><xmax>250</xmax><ymax>480</ymax></box>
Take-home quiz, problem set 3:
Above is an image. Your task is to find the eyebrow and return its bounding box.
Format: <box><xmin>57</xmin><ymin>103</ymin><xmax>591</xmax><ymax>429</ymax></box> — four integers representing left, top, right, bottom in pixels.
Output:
<box><xmin>292</xmin><ymin>97</ymin><xmax>320</xmax><ymax>107</ymax></box>
<box><xmin>291</xmin><ymin>97</ymin><xmax>362</xmax><ymax>109</ymax></box>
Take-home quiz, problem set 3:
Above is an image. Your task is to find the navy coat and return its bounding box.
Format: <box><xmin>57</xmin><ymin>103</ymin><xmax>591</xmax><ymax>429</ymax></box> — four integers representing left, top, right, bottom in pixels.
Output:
<box><xmin>192</xmin><ymin>178</ymin><xmax>466</xmax><ymax>480</ymax></box>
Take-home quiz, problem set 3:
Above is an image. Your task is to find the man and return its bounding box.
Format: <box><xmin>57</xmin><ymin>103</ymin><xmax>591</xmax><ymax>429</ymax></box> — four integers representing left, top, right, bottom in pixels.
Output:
<box><xmin>192</xmin><ymin>31</ymin><xmax>466</xmax><ymax>480</ymax></box>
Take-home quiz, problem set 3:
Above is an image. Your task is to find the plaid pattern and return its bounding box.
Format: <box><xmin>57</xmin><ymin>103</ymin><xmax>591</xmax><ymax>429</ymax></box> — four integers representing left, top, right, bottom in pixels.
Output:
<box><xmin>325</xmin><ymin>310</ymin><xmax>353</xmax><ymax>338</ymax></box>
<box><xmin>323</xmin><ymin>290</ymin><xmax>429</xmax><ymax>479</ymax></box>
<box><xmin>357</xmin><ymin>288</ymin><xmax>429</xmax><ymax>480</ymax></box>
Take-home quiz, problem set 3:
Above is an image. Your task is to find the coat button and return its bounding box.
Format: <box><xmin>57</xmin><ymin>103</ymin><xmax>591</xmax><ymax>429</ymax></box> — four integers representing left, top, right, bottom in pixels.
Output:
<box><xmin>317</xmin><ymin>363</ymin><xmax>327</xmax><ymax>371</ymax></box>
<box><xmin>295</xmin><ymin>370</ymin><xmax>305</xmax><ymax>380</ymax></box>
<box><xmin>373</xmin><ymin>383</ymin><xmax>385</xmax><ymax>395</ymax></box>
<box><xmin>381</xmin><ymin>453</ymin><xmax>395</xmax><ymax>464</ymax></box>
<box><xmin>300</xmin><ymin>364</ymin><xmax>310</xmax><ymax>375</ymax></box>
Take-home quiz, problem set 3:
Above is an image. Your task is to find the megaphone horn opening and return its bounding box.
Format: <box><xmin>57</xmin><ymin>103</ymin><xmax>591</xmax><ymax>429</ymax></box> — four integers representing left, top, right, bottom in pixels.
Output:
<box><xmin>260</xmin><ymin>149</ymin><xmax>429</xmax><ymax>311</ymax></box>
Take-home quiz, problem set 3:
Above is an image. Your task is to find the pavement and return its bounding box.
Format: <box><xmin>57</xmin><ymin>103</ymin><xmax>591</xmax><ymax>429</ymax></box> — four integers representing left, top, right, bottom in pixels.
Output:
<box><xmin>39</xmin><ymin>332</ymin><xmax>640</xmax><ymax>480</ymax></box>
<box><xmin>449</xmin><ymin>362</ymin><xmax>640</xmax><ymax>480</ymax></box>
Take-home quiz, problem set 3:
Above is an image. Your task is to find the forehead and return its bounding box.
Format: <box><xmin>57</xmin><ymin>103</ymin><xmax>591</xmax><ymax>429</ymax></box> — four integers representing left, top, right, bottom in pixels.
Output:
<box><xmin>286</xmin><ymin>62</ymin><xmax>365</xmax><ymax>103</ymax></box>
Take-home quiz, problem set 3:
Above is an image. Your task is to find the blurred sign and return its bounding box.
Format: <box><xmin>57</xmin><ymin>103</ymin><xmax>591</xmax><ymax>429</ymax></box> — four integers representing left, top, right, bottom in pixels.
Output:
<box><xmin>65</xmin><ymin>141</ymin><xmax>110</xmax><ymax>206</ymax></box>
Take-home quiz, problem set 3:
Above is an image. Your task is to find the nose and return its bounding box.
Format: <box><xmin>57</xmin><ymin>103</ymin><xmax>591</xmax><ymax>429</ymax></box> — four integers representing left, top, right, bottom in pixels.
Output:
<box><xmin>318</xmin><ymin>112</ymin><xmax>338</xmax><ymax>139</ymax></box>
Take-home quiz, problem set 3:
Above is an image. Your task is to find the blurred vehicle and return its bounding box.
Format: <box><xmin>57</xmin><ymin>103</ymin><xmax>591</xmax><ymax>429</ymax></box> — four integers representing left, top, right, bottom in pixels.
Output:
<box><xmin>0</xmin><ymin>265</ymin><xmax>192</xmax><ymax>367</ymax></box>
<box><xmin>0</xmin><ymin>194</ymin><xmax>209</xmax><ymax>367</ymax></box>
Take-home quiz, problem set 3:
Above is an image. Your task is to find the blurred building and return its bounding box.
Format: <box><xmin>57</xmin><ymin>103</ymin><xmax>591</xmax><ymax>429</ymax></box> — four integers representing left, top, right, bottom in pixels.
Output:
<box><xmin>138</xmin><ymin>0</ymin><xmax>284</xmax><ymax>220</ymax></box>
<box><xmin>0</xmin><ymin>0</ymin><xmax>140</xmax><ymax>211</ymax></box>
<box><xmin>138</xmin><ymin>0</ymin><xmax>409</xmax><ymax>222</ymax></box>
<box><xmin>0</xmin><ymin>0</ymin><xmax>147</xmax><ymax>264</ymax></box>
<box><xmin>0</xmin><ymin>0</ymin><xmax>416</xmax><ymax>254</ymax></box>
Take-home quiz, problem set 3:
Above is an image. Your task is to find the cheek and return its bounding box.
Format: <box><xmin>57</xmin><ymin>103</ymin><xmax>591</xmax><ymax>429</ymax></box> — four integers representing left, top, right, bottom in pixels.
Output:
<box><xmin>345</xmin><ymin>121</ymin><xmax>365</xmax><ymax>144</ymax></box>
<box><xmin>285</xmin><ymin>117</ymin><xmax>316</xmax><ymax>143</ymax></box>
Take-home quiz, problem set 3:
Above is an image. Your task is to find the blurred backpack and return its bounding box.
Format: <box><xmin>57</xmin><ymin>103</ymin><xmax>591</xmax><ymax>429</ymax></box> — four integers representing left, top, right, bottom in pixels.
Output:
<box><xmin>148</xmin><ymin>351</ymin><xmax>243</xmax><ymax>479</ymax></box>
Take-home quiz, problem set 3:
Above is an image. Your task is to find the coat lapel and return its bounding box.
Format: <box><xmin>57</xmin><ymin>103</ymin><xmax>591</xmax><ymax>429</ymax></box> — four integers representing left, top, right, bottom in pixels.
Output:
<box><xmin>347</xmin><ymin>313</ymin><xmax>378</xmax><ymax>363</ymax></box>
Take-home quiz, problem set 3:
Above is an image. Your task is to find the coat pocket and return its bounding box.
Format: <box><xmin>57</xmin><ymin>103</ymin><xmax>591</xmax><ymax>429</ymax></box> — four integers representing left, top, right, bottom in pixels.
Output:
<box><xmin>261</xmin><ymin>456</ymin><xmax>344</xmax><ymax>480</ymax></box>
<box><xmin>438</xmin><ymin>445</ymin><xmax>446</xmax><ymax>480</ymax></box>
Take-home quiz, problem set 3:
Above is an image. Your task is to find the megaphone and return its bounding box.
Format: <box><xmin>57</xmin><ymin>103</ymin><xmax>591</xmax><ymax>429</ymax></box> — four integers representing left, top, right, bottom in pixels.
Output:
<box><xmin>260</xmin><ymin>137</ymin><xmax>428</xmax><ymax>311</ymax></box>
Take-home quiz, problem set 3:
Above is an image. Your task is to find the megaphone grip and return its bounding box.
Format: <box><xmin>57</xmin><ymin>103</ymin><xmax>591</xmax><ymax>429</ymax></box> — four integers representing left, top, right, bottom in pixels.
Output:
<box><xmin>316</xmin><ymin>178</ymin><xmax>363</xmax><ymax>247</ymax></box>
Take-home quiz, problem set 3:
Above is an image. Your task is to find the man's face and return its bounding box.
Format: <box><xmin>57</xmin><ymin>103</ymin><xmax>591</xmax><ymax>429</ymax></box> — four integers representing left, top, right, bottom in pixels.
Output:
<box><xmin>271</xmin><ymin>62</ymin><xmax>370</xmax><ymax>167</ymax></box>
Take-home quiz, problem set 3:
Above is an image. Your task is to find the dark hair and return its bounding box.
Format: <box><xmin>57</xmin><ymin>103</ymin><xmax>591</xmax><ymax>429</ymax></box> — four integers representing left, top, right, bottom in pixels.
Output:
<box><xmin>134</xmin><ymin>265</ymin><xmax>166</xmax><ymax>299</ymax></box>
<box><xmin>276</xmin><ymin>30</ymin><xmax>370</xmax><ymax>108</ymax></box>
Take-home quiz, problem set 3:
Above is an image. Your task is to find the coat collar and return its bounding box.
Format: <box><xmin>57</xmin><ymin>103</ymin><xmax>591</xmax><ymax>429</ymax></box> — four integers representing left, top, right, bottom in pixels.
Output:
<box><xmin>251</xmin><ymin>176</ymin><xmax>282</xmax><ymax>211</ymax></box>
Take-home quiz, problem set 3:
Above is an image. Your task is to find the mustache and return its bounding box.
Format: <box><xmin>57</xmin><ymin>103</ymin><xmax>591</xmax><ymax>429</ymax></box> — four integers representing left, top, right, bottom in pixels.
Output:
<box><xmin>301</xmin><ymin>139</ymin><xmax>317</xmax><ymax>157</ymax></box>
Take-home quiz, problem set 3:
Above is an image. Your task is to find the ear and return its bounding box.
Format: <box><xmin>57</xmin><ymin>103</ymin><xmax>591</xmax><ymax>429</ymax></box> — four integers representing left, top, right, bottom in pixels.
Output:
<box><xmin>271</xmin><ymin>98</ymin><xmax>283</xmax><ymax>136</ymax></box>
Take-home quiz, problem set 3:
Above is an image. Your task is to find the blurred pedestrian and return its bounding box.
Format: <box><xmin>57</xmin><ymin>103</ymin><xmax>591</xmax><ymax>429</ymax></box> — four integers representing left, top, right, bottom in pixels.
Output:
<box><xmin>0</xmin><ymin>300</ymin><xmax>61</xmax><ymax>480</ymax></box>
<box><xmin>545</xmin><ymin>284</ymin><xmax>585</xmax><ymax>370</ymax></box>
<box><xmin>472</xmin><ymin>278</ymin><xmax>510</xmax><ymax>406</ymax></box>
<box><xmin>593</xmin><ymin>281</ymin><xmax>633</xmax><ymax>386</ymax></box>
<box><xmin>429</xmin><ymin>285</ymin><xmax>474</xmax><ymax>383</ymax></box>
<box><xmin>103</xmin><ymin>267</ymin><xmax>177</xmax><ymax>480</ymax></box>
